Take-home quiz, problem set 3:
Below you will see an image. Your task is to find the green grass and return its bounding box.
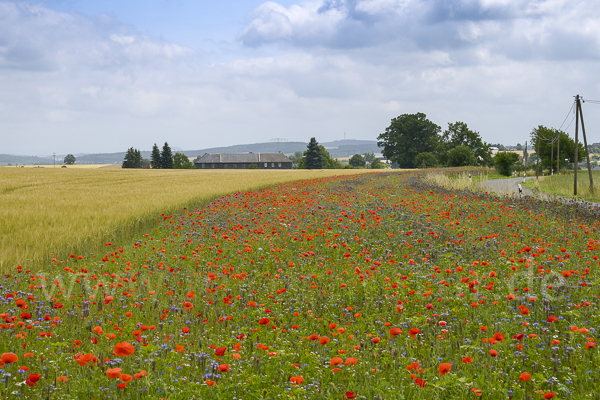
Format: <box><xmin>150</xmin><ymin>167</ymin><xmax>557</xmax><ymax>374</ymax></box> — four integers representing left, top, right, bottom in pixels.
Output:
<box><xmin>522</xmin><ymin>170</ymin><xmax>600</xmax><ymax>202</ymax></box>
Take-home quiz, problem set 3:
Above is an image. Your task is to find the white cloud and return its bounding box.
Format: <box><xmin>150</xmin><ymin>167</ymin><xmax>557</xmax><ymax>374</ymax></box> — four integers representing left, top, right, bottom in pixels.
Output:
<box><xmin>1</xmin><ymin>0</ymin><xmax>600</xmax><ymax>155</ymax></box>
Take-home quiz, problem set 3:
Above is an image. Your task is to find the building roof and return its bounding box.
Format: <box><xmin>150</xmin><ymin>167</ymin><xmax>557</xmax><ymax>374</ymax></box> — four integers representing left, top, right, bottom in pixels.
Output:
<box><xmin>194</xmin><ymin>153</ymin><xmax>291</xmax><ymax>163</ymax></box>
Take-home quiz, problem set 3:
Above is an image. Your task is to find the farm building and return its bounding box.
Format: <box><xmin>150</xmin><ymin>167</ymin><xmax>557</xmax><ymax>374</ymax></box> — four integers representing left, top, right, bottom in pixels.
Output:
<box><xmin>194</xmin><ymin>153</ymin><xmax>293</xmax><ymax>169</ymax></box>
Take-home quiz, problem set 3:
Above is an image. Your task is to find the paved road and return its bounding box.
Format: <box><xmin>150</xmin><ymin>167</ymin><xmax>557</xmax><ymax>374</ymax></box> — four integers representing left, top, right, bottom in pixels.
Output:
<box><xmin>476</xmin><ymin>176</ymin><xmax>535</xmax><ymax>197</ymax></box>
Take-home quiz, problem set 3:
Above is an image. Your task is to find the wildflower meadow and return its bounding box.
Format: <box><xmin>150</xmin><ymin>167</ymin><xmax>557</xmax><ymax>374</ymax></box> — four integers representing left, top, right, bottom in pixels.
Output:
<box><xmin>2</xmin><ymin>171</ymin><xmax>600</xmax><ymax>399</ymax></box>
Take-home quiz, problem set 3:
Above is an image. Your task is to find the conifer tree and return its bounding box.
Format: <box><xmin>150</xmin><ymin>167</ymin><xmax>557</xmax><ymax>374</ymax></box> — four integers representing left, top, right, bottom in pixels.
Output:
<box><xmin>161</xmin><ymin>142</ymin><xmax>173</xmax><ymax>169</ymax></box>
<box><xmin>304</xmin><ymin>137</ymin><xmax>323</xmax><ymax>169</ymax></box>
<box><xmin>151</xmin><ymin>143</ymin><xmax>161</xmax><ymax>169</ymax></box>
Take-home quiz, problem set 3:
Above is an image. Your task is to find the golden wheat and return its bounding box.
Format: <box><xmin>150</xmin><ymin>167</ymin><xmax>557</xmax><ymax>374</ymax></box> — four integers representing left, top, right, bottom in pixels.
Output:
<box><xmin>0</xmin><ymin>167</ymin><xmax>370</xmax><ymax>272</ymax></box>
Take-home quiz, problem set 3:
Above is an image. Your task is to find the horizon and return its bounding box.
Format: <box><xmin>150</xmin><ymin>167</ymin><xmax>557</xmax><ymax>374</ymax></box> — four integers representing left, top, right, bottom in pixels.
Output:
<box><xmin>1</xmin><ymin>0</ymin><xmax>599</xmax><ymax>155</ymax></box>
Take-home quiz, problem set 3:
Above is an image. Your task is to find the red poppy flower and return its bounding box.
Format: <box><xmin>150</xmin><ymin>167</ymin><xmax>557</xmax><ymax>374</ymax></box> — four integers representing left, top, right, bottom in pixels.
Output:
<box><xmin>113</xmin><ymin>342</ymin><xmax>135</xmax><ymax>357</ymax></box>
<box><xmin>346</xmin><ymin>392</ymin><xmax>357</xmax><ymax>399</ymax></box>
<box><xmin>120</xmin><ymin>374</ymin><xmax>133</xmax><ymax>383</ymax></box>
<box><xmin>319</xmin><ymin>337</ymin><xmax>330</xmax><ymax>345</ymax></box>
<box><xmin>519</xmin><ymin>373</ymin><xmax>531</xmax><ymax>381</ymax></box>
<box><xmin>389</xmin><ymin>328</ymin><xmax>402</xmax><ymax>337</ymax></box>
<box><xmin>290</xmin><ymin>376</ymin><xmax>304</xmax><ymax>385</ymax></box>
<box><xmin>415</xmin><ymin>378</ymin><xmax>426</xmax><ymax>387</ymax></box>
<box><xmin>218</xmin><ymin>364</ymin><xmax>230</xmax><ymax>372</ymax></box>
<box><xmin>215</xmin><ymin>347</ymin><xmax>226</xmax><ymax>356</ymax></box>
<box><xmin>107</xmin><ymin>368</ymin><xmax>122</xmax><ymax>379</ymax></box>
<box><xmin>438</xmin><ymin>363</ymin><xmax>451</xmax><ymax>375</ymax></box>
<box><xmin>330</xmin><ymin>357</ymin><xmax>343</xmax><ymax>367</ymax></box>
<box><xmin>462</xmin><ymin>357</ymin><xmax>473</xmax><ymax>363</ymax></box>
<box><xmin>1</xmin><ymin>353</ymin><xmax>18</xmax><ymax>364</ymax></box>
<box><xmin>489</xmin><ymin>349</ymin><xmax>498</xmax><ymax>357</ymax></box>
<box><xmin>259</xmin><ymin>318</ymin><xmax>270</xmax><ymax>325</ymax></box>
<box><xmin>543</xmin><ymin>393</ymin><xmax>556</xmax><ymax>399</ymax></box>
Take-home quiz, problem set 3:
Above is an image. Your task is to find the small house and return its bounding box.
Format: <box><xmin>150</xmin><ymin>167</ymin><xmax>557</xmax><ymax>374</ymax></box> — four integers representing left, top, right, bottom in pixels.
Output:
<box><xmin>194</xmin><ymin>153</ymin><xmax>292</xmax><ymax>169</ymax></box>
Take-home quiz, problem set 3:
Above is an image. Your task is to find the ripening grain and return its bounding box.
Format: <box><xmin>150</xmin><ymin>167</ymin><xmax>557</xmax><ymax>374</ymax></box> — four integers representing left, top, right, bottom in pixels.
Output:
<box><xmin>0</xmin><ymin>167</ymin><xmax>371</xmax><ymax>271</ymax></box>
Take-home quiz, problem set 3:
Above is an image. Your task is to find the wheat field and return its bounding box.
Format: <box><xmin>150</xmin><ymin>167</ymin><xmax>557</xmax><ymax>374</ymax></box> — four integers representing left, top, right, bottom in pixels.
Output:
<box><xmin>0</xmin><ymin>167</ymin><xmax>370</xmax><ymax>272</ymax></box>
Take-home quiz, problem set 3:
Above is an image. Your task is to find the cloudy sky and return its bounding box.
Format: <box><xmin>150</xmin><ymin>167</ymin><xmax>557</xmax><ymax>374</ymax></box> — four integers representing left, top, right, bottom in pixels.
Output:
<box><xmin>1</xmin><ymin>0</ymin><xmax>599</xmax><ymax>155</ymax></box>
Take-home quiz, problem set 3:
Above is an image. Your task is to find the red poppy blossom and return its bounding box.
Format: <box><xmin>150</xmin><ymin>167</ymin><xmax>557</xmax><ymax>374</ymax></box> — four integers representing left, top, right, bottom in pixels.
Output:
<box><xmin>489</xmin><ymin>349</ymin><xmax>498</xmax><ymax>357</ymax></box>
<box><xmin>438</xmin><ymin>363</ymin><xmax>451</xmax><ymax>376</ymax></box>
<box><xmin>107</xmin><ymin>368</ymin><xmax>122</xmax><ymax>379</ymax></box>
<box><xmin>215</xmin><ymin>347</ymin><xmax>226</xmax><ymax>356</ymax></box>
<box><xmin>290</xmin><ymin>376</ymin><xmax>304</xmax><ymax>385</ymax></box>
<box><xmin>389</xmin><ymin>328</ymin><xmax>402</xmax><ymax>337</ymax></box>
<box><xmin>1</xmin><ymin>353</ymin><xmax>18</xmax><ymax>364</ymax></box>
<box><xmin>346</xmin><ymin>392</ymin><xmax>357</xmax><ymax>399</ymax></box>
<box><xmin>519</xmin><ymin>373</ymin><xmax>531</xmax><ymax>381</ymax></box>
<box><xmin>113</xmin><ymin>342</ymin><xmax>135</xmax><ymax>357</ymax></box>
<box><xmin>462</xmin><ymin>357</ymin><xmax>473</xmax><ymax>363</ymax></box>
<box><xmin>543</xmin><ymin>393</ymin><xmax>556</xmax><ymax>399</ymax></box>
<box><xmin>218</xmin><ymin>364</ymin><xmax>230</xmax><ymax>372</ymax></box>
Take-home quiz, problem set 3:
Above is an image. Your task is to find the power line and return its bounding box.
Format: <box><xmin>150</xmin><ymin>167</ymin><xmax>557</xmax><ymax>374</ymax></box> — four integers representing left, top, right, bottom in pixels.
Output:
<box><xmin>564</xmin><ymin>113</ymin><xmax>577</xmax><ymax>132</ymax></box>
<box><xmin>558</xmin><ymin>101</ymin><xmax>576</xmax><ymax>131</ymax></box>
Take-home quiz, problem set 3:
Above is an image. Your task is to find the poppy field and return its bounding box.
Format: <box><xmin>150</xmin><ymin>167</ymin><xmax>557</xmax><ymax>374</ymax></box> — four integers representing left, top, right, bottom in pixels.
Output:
<box><xmin>2</xmin><ymin>170</ymin><xmax>600</xmax><ymax>399</ymax></box>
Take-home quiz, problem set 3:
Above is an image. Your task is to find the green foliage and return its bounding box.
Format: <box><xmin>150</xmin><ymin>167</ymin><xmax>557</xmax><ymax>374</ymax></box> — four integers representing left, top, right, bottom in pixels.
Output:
<box><xmin>363</xmin><ymin>152</ymin><xmax>375</xmax><ymax>163</ymax></box>
<box><xmin>349</xmin><ymin>154</ymin><xmax>366</xmax><ymax>168</ymax></box>
<box><xmin>122</xmin><ymin>147</ymin><xmax>142</xmax><ymax>169</ymax></box>
<box><xmin>414</xmin><ymin>152</ymin><xmax>437</xmax><ymax>168</ymax></box>
<box><xmin>438</xmin><ymin>122</ymin><xmax>492</xmax><ymax>167</ymax></box>
<box><xmin>530</xmin><ymin>126</ymin><xmax>585</xmax><ymax>171</ymax></box>
<box><xmin>370</xmin><ymin>158</ymin><xmax>386</xmax><ymax>169</ymax></box>
<box><xmin>172</xmin><ymin>153</ymin><xmax>195</xmax><ymax>169</ymax></box>
<box><xmin>377</xmin><ymin>112</ymin><xmax>441</xmax><ymax>168</ymax></box>
<box><xmin>160</xmin><ymin>142</ymin><xmax>173</xmax><ymax>169</ymax></box>
<box><xmin>151</xmin><ymin>143</ymin><xmax>161</xmax><ymax>169</ymax></box>
<box><xmin>304</xmin><ymin>138</ymin><xmax>323</xmax><ymax>169</ymax></box>
<box><xmin>247</xmin><ymin>163</ymin><xmax>258</xmax><ymax>169</ymax></box>
<box><xmin>447</xmin><ymin>145</ymin><xmax>477</xmax><ymax>167</ymax></box>
<box><xmin>64</xmin><ymin>154</ymin><xmax>76</xmax><ymax>165</ymax></box>
<box><xmin>288</xmin><ymin>151</ymin><xmax>304</xmax><ymax>169</ymax></box>
<box><xmin>494</xmin><ymin>151</ymin><xmax>520</xmax><ymax>176</ymax></box>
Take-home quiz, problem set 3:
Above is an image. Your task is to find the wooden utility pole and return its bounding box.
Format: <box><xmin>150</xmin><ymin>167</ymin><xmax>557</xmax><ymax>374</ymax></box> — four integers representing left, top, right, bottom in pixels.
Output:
<box><xmin>551</xmin><ymin>136</ymin><xmax>554</xmax><ymax>175</ymax></box>
<box><xmin>574</xmin><ymin>95</ymin><xmax>579</xmax><ymax>195</ymax></box>
<box><xmin>536</xmin><ymin>132</ymin><xmax>539</xmax><ymax>180</ymax></box>
<box><xmin>557</xmin><ymin>133</ymin><xmax>560</xmax><ymax>175</ymax></box>
<box><xmin>578</xmin><ymin>97</ymin><xmax>594</xmax><ymax>194</ymax></box>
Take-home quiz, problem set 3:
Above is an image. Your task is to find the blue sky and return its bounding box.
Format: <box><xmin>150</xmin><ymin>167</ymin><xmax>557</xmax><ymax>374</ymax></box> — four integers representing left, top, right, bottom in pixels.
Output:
<box><xmin>1</xmin><ymin>0</ymin><xmax>600</xmax><ymax>155</ymax></box>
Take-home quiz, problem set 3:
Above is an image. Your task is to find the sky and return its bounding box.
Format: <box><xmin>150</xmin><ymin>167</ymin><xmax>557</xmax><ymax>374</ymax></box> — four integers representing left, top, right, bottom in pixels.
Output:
<box><xmin>1</xmin><ymin>0</ymin><xmax>600</xmax><ymax>156</ymax></box>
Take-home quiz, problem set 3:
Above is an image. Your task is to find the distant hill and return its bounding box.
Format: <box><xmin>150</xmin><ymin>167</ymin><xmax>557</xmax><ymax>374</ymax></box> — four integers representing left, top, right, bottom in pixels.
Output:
<box><xmin>2</xmin><ymin>140</ymin><xmax>381</xmax><ymax>165</ymax></box>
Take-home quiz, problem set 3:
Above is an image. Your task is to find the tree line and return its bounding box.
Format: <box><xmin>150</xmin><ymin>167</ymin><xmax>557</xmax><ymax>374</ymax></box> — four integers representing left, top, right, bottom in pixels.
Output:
<box><xmin>289</xmin><ymin>138</ymin><xmax>387</xmax><ymax>169</ymax></box>
<box><xmin>377</xmin><ymin>113</ymin><xmax>585</xmax><ymax>176</ymax></box>
<box><xmin>122</xmin><ymin>142</ymin><xmax>195</xmax><ymax>169</ymax></box>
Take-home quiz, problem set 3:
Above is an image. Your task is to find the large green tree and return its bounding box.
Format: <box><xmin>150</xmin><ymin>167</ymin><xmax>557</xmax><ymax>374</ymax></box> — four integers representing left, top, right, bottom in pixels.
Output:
<box><xmin>299</xmin><ymin>145</ymin><xmax>342</xmax><ymax>169</ymax></box>
<box><xmin>446</xmin><ymin>145</ymin><xmax>477</xmax><ymax>167</ymax></box>
<box><xmin>349</xmin><ymin>154</ymin><xmax>366</xmax><ymax>168</ymax></box>
<box><xmin>173</xmin><ymin>153</ymin><xmax>195</xmax><ymax>169</ymax></box>
<box><xmin>151</xmin><ymin>143</ymin><xmax>161</xmax><ymax>169</ymax></box>
<box><xmin>377</xmin><ymin>113</ymin><xmax>441</xmax><ymax>168</ymax></box>
<box><xmin>304</xmin><ymin>138</ymin><xmax>323</xmax><ymax>169</ymax></box>
<box><xmin>161</xmin><ymin>142</ymin><xmax>173</xmax><ymax>169</ymax></box>
<box><xmin>64</xmin><ymin>154</ymin><xmax>76</xmax><ymax>165</ymax></box>
<box><xmin>122</xmin><ymin>148</ymin><xmax>142</xmax><ymax>168</ymax></box>
<box><xmin>530</xmin><ymin>126</ymin><xmax>585</xmax><ymax>171</ymax></box>
<box><xmin>494</xmin><ymin>152</ymin><xmax>520</xmax><ymax>176</ymax></box>
<box><xmin>438</xmin><ymin>121</ymin><xmax>491</xmax><ymax>166</ymax></box>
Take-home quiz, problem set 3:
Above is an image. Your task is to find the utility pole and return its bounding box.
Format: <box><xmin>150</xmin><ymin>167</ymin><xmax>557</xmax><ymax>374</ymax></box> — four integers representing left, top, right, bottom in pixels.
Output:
<box><xmin>551</xmin><ymin>136</ymin><xmax>554</xmax><ymax>175</ymax></box>
<box><xmin>536</xmin><ymin>133</ymin><xmax>539</xmax><ymax>181</ymax></box>
<box><xmin>557</xmin><ymin>134</ymin><xmax>560</xmax><ymax>175</ymax></box>
<box><xmin>574</xmin><ymin>95</ymin><xmax>579</xmax><ymax>196</ymax></box>
<box><xmin>578</xmin><ymin>96</ymin><xmax>594</xmax><ymax>194</ymax></box>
